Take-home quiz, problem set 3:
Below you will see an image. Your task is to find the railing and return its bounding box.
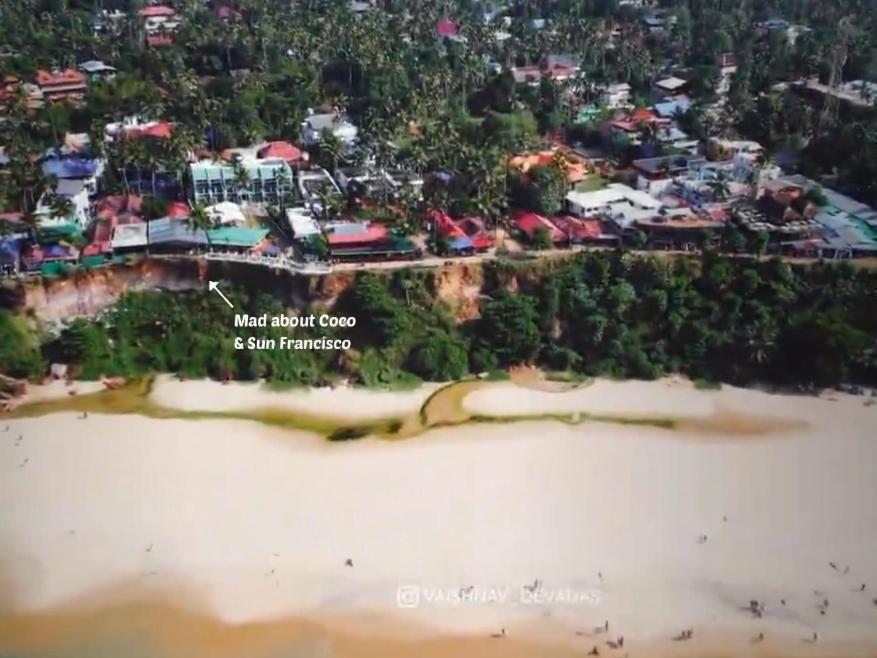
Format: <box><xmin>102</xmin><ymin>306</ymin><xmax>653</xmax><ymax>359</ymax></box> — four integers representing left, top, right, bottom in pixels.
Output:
<box><xmin>202</xmin><ymin>250</ymin><xmax>332</xmax><ymax>273</ymax></box>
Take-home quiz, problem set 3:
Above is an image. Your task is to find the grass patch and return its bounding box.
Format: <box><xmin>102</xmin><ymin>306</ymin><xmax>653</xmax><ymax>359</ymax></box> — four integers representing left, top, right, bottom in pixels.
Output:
<box><xmin>574</xmin><ymin>175</ymin><xmax>609</xmax><ymax>193</ymax></box>
<box><xmin>485</xmin><ymin>369</ymin><xmax>510</xmax><ymax>381</ymax></box>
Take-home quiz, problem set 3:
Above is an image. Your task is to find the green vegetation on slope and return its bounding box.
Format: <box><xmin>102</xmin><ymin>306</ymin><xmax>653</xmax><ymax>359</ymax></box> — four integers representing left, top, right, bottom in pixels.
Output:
<box><xmin>2</xmin><ymin>252</ymin><xmax>876</xmax><ymax>391</ymax></box>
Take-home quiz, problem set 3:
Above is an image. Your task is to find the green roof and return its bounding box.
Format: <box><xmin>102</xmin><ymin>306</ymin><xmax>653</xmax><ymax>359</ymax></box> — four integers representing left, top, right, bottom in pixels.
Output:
<box><xmin>207</xmin><ymin>226</ymin><xmax>269</xmax><ymax>247</ymax></box>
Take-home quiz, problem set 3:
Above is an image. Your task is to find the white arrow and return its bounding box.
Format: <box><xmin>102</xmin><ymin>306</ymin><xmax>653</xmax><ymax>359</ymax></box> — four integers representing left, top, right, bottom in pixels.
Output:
<box><xmin>208</xmin><ymin>281</ymin><xmax>234</xmax><ymax>308</ymax></box>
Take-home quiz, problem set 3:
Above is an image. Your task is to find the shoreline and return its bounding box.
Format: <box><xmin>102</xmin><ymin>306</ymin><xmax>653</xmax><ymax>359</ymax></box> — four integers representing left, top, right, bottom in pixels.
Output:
<box><xmin>7</xmin><ymin>374</ymin><xmax>866</xmax><ymax>442</ymax></box>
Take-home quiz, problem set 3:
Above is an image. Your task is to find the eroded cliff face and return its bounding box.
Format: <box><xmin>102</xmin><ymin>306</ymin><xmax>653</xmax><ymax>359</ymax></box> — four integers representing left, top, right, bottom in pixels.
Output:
<box><xmin>432</xmin><ymin>262</ymin><xmax>485</xmax><ymax>322</ymax></box>
<box><xmin>0</xmin><ymin>257</ymin><xmax>550</xmax><ymax>326</ymax></box>
<box><xmin>1</xmin><ymin>260</ymin><xmax>203</xmax><ymax>324</ymax></box>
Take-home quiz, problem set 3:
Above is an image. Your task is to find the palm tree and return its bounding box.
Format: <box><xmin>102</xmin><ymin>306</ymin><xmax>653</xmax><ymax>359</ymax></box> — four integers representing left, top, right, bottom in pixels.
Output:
<box><xmin>49</xmin><ymin>195</ymin><xmax>74</xmax><ymax>223</ymax></box>
<box><xmin>187</xmin><ymin>202</ymin><xmax>216</xmax><ymax>252</ymax></box>
<box><xmin>231</xmin><ymin>158</ymin><xmax>252</xmax><ymax>202</ymax></box>
<box><xmin>708</xmin><ymin>171</ymin><xmax>731</xmax><ymax>201</ymax></box>
<box><xmin>21</xmin><ymin>211</ymin><xmax>41</xmax><ymax>245</ymax></box>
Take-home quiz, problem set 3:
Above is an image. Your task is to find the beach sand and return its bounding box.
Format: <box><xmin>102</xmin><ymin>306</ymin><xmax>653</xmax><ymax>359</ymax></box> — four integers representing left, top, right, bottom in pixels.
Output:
<box><xmin>1</xmin><ymin>379</ymin><xmax>876</xmax><ymax>657</ymax></box>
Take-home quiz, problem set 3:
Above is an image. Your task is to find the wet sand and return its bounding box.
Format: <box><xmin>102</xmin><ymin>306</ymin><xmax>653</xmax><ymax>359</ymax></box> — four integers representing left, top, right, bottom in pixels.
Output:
<box><xmin>1</xmin><ymin>380</ymin><xmax>876</xmax><ymax>657</ymax></box>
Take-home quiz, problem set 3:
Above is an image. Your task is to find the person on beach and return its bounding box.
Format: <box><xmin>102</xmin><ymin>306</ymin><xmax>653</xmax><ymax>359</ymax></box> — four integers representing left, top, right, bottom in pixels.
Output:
<box><xmin>604</xmin><ymin>620</ymin><xmax>609</xmax><ymax>632</ymax></box>
<box><xmin>755</xmin><ymin>632</ymin><xmax>764</xmax><ymax>643</ymax></box>
<box><xmin>344</xmin><ymin>558</ymin><xmax>353</xmax><ymax>567</ymax></box>
<box><xmin>588</xmin><ymin>646</ymin><xmax>599</xmax><ymax>655</ymax></box>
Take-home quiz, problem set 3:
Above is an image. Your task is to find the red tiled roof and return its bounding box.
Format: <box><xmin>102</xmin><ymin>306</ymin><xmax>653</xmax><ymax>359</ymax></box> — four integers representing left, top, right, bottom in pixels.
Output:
<box><xmin>436</xmin><ymin>19</ymin><xmax>459</xmax><ymax>36</ymax></box>
<box><xmin>550</xmin><ymin>215</ymin><xmax>602</xmax><ymax>240</ymax></box>
<box><xmin>147</xmin><ymin>34</ymin><xmax>174</xmax><ymax>47</ymax></box>
<box><xmin>514</xmin><ymin>212</ymin><xmax>564</xmax><ymax>241</ymax></box>
<box><xmin>125</xmin><ymin>122</ymin><xmax>172</xmax><ymax>139</ymax></box>
<box><xmin>430</xmin><ymin>210</ymin><xmax>466</xmax><ymax>239</ymax></box>
<box><xmin>140</xmin><ymin>5</ymin><xmax>176</xmax><ymax>17</ymax></box>
<box><xmin>36</xmin><ymin>68</ymin><xmax>86</xmax><ymax>87</ymax></box>
<box><xmin>97</xmin><ymin>195</ymin><xmax>143</xmax><ymax>216</ymax></box>
<box><xmin>326</xmin><ymin>223</ymin><xmax>389</xmax><ymax>245</ymax></box>
<box><xmin>166</xmin><ymin>201</ymin><xmax>190</xmax><ymax>218</ymax></box>
<box><xmin>258</xmin><ymin>141</ymin><xmax>304</xmax><ymax>162</ymax></box>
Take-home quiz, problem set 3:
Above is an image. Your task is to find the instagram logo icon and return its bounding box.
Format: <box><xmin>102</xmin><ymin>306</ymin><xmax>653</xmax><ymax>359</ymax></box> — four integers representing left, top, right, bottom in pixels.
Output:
<box><xmin>396</xmin><ymin>585</ymin><xmax>421</xmax><ymax>608</ymax></box>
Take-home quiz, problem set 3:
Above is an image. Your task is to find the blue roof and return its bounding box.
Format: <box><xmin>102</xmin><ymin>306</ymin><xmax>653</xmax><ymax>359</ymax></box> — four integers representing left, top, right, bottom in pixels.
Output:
<box><xmin>449</xmin><ymin>236</ymin><xmax>474</xmax><ymax>250</ymax></box>
<box><xmin>653</xmin><ymin>98</ymin><xmax>691</xmax><ymax>118</ymax></box>
<box><xmin>42</xmin><ymin>157</ymin><xmax>99</xmax><ymax>179</ymax></box>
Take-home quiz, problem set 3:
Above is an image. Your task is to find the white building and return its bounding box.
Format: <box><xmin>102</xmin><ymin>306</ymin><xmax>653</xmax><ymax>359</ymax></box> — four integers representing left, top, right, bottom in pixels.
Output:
<box><xmin>286</xmin><ymin>207</ymin><xmax>321</xmax><ymax>239</ymax></box>
<box><xmin>565</xmin><ymin>183</ymin><xmax>662</xmax><ymax>218</ymax></box>
<box><xmin>599</xmin><ymin>83</ymin><xmax>632</xmax><ymax>109</ymax></box>
<box><xmin>300</xmin><ymin>112</ymin><xmax>358</xmax><ymax>151</ymax></box>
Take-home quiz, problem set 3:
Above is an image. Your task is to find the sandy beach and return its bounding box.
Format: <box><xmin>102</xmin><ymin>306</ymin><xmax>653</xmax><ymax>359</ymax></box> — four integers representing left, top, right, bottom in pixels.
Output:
<box><xmin>1</xmin><ymin>378</ymin><xmax>876</xmax><ymax>658</ymax></box>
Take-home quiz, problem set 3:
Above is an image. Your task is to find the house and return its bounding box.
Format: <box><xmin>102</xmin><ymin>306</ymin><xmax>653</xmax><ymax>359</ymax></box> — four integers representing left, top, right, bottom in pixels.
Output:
<box><xmin>509</xmin><ymin>149</ymin><xmax>589</xmax><ymax>184</ymax></box>
<box><xmin>598</xmin><ymin>82</ymin><xmax>632</xmax><ymax>109</ymax></box>
<box><xmin>635</xmin><ymin>211</ymin><xmax>727</xmax><ymax>250</ymax></box>
<box><xmin>609</xmin><ymin>108</ymin><xmax>669</xmax><ymax>144</ymax></box>
<box><xmin>206</xmin><ymin>201</ymin><xmax>247</xmax><ymax>226</ymax></box>
<box><xmin>429</xmin><ymin>211</ymin><xmax>493</xmax><ymax>254</ymax></box>
<box><xmin>632</xmin><ymin>154</ymin><xmax>705</xmax><ymax>195</ymax></box>
<box><xmin>757</xmin><ymin>175</ymin><xmax>877</xmax><ymax>258</ymax></box>
<box><xmin>511</xmin><ymin>54</ymin><xmax>579</xmax><ymax>85</ymax></box>
<box><xmin>514</xmin><ymin>211</ymin><xmax>564</xmax><ymax>244</ymax></box>
<box><xmin>0</xmin><ymin>237</ymin><xmax>25</xmax><ymax>276</ymax></box>
<box><xmin>78</xmin><ymin>60</ymin><xmax>117</xmax><ymax>80</ymax></box>
<box><xmin>257</xmin><ymin>141</ymin><xmax>306</xmax><ymax>166</ymax></box>
<box><xmin>436</xmin><ymin>19</ymin><xmax>466</xmax><ymax>43</ymax></box>
<box><xmin>565</xmin><ymin>184</ymin><xmax>663</xmax><ymax>231</ymax></box>
<box><xmin>140</xmin><ymin>5</ymin><xmax>179</xmax><ymax>33</ymax></box>
<box><xmin>190</xmin><ymin>157</ymin><xmax>293</xmax><ymax>205</ymax></box>
<box><xmin>325</xmin><ymin>222</ymin><xmax>388</xmax><ymax>247</ymax></box>
<box><xmin>652</xmin><ymin>76</ymin><xmax>688</xmax><ymax>99</ymax></box>
<box><xmin>300</xmin><ymin>112</ymin><xmax>358</xmax><ymax>152</ymax></box>
<box><xmin>35</xmin><ymin>69</ymin><xmax>87</xmax><ymax>105</ymax></box>
<box><xmin>109</xmin><ymin>222</ymin><xmax>148</xmax><ymax>253</ymax></box>
<box><xmin>653</xmin><ymin>97</ymin><xmax>691</xmax><ymax>119</ymax></box>
<box><xmin>550</xmin><ymin>215</ymin><xmax>615</xmax><ymax>245</ymax></box>
<box><xmin>335</xmin><ymin>166</ymin><xmax>395</xmax><ymax>198</ymax></box>
<box><xmin>298</xmin><ymin>168</ymin><xmax>342</xmax><ymax>212</ymax></box>
<box><xmin>431</xmin><ymin>210</ymin><xmax>476</xmax><ymax>254</ymax></box>
<box><xmin>716</xmin><ymin>52</ymin><xmax>738</xmax><ymax>96</ymax></box>
<box><xmin>286</xmin><ymin>207</ymin><xmax>321</xmax><ymax>240</ymax></box>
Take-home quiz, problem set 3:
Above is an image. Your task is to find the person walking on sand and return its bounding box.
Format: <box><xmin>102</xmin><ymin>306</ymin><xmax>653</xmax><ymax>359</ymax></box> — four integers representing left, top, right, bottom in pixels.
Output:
<box><xmin>755</xmin><ymin>632</ymin><xmax>764</xmax><ymax>643</ymax></box>
<box><xmin>588</xmin><ymin>646</ymin><xmax>599</xmax><ymax>656</ymax></box>
<box><xmin>604</xmin><ymin>620</ymin><xmax>609</xmax><ymax>632</ymax></box>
